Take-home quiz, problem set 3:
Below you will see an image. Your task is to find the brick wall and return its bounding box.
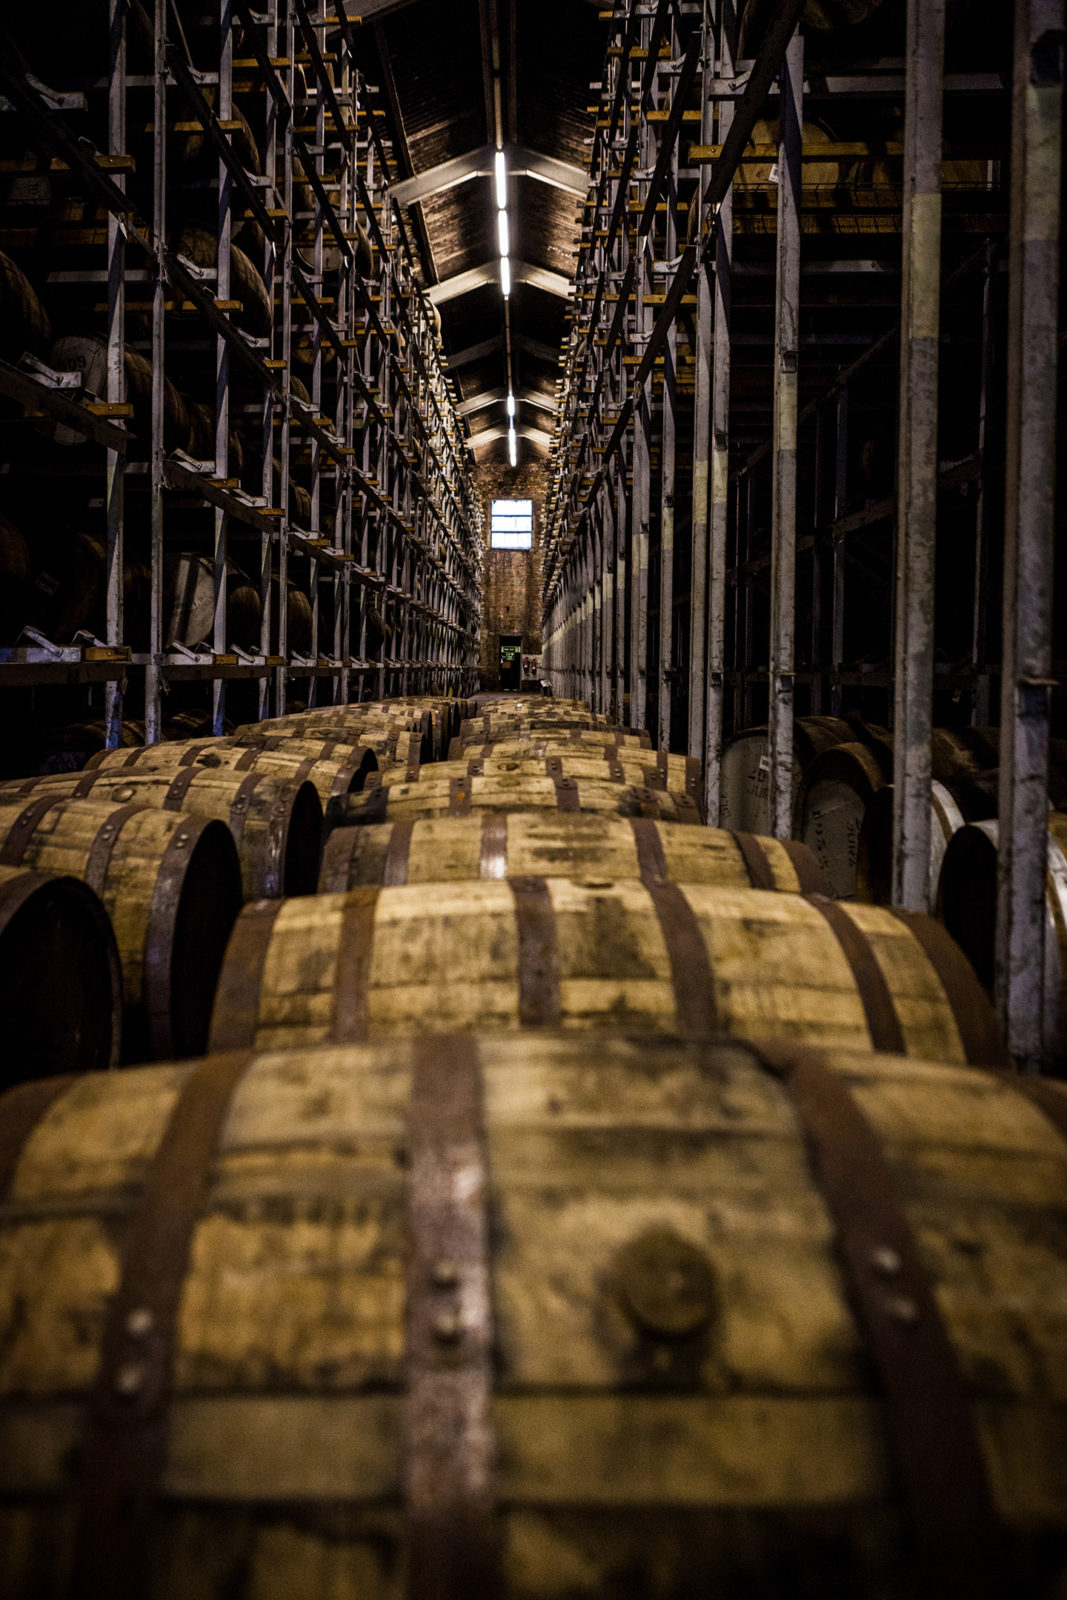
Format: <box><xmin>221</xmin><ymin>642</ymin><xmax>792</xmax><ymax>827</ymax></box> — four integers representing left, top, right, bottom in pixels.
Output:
<box><xmin>475</xmin><ymin>458</ymin><xmax>547</xmax><ymax>687</ymax></box>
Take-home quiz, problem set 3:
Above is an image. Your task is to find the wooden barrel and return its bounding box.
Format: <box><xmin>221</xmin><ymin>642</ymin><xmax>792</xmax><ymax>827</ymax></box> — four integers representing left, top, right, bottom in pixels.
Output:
<box><xmin>163</xmin><ymin>554</ymin><xmax>264</xmax><ymax>652</ymax></box>
<box><xmin>330</xmin><ymin>774</ymin><xmax>703</xmax><ymax>827</ymax></box>
<box><xmin>87</xmin><ymin>739</ymin><xmax>378</xmax><ymax>819</ymax></box>
<box><xmin>174</xmin><ymin>91</ymin><xmax>261</xmax><ymax>176</ymax></box>
<box><xmin>210</xmin><ymin>877</ymin><xmax>1003</xmax><ymax>1065</ymax></box>
<box><xmin>720</xmin><ymin>716</ymin><xmax>885</xmax><ymax>835</ymax></box>
<box><xmin>0</xmin><ymin>865</ymin><xmax>121</xmax><ymax>1084</ymax></box>
<box><xmin>236</xmin><ymin>709</ymin><xmax>435</xmax><ymax>762</ymax></box>
<box><xmin>0</xmin><ymin>768</ymin><xmax>323</xmax><ymax>901</ymax></box>
<box><xmin>365</xmin><ymin>753</ymin><xmax>705</xmax><ymax>812</ymax></box>
<box><xmin>268</xmin><ymin>576</ymin><xmax>313</xmax><ymax>656</ymax></box>
<box><xmin>0</xmin><ymin>797</ymin><xmax>242</xmax><ymax>1061</ymax></box>
<box><xmin>174</xmin><ymin>227</ymin><xmax>272</xmax><ymax>337</ymax></box>
<box><xmin>27</xmin><ymin>719</ymin><xmax>146</xmax><ymax>777</ymax></box>
<box><xmin>320</xmin><ymin>813</ymin><xmax>829</xmax><ymax>894</ymax></box>
<box><xmin>45</xmin><ymin>337</ymin><xmax>188</xmax><ymax>453</ymax></box>
<box><xmin>235</xmin><ymin>730</ymin><xmax>424</xmax><ymax>773</ymax></box>
<box><xmin>939</xmin><ymin>814</ymin><xmax>1067</xmax><ymax>1063</ymax></box>
<box><xmin>0</xmin><ymin>1034</ymin><xmax>1062</xmax><ymax>1598</ymax></box>
<box><xmin>0</xmin><ymin>248</ymin><xmax>51</xmax><ymax>365</ymax></box>
<box><xmin>857</xmin><ymin>773</ymin><xmax>998</xmax><ymax>905</ymax></box>
<box><xmin>798</xmin><ymin>740</ymin><xmax>893</xmax><ymax>899</ymax></box>
<box><xmin>458</xmin><ymin>713</ymin><xmax>621</xmax><ymax>743</ymax></box>
<box><xmin>450</xmin><ymin>728</ymin><xmax>653</xmax><ymax>758</ymax></box>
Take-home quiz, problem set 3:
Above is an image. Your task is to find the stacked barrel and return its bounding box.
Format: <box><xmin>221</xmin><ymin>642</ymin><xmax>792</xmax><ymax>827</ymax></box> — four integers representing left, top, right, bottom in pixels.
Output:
<box><xmin>722</xmin><ymin>714</ymin><xmax>1067</xmax><ymax>1065</ymax></box>
<box><xmin>1</xmin><ymin>694</ymin><xmax>1065</xmax><ymax>1600</ymax></box>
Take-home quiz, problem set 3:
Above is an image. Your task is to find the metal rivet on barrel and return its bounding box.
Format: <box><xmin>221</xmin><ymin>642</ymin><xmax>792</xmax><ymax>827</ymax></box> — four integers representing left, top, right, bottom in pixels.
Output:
<box><xmin>870</xmin><ymin>1247</ymin><xmax>902</xmax><ymax>1277</ymax></box>
<box><xmin>125</xmin><ymin>1307</ymin><xmax>154</xmax><ymax>1338</ymax></box>
<box><xmin>884</xmin><ymin>1294</ymin><xmax>920</xmax><ymax>1327</ymax></box>
<box><xmin>115</xmin><ymin>1361</ymin><xmax>146</xmax><ymax>1396</ymax></box>
<box><xmin>432</xmin><ymin>1311</ymin><xmax>464</xmax><ymax>1344</ymax></box>
<box><xmin>430</xmin><ymin>1260</ymin><xmax>459</xmax><ymax>1289</ymax></box>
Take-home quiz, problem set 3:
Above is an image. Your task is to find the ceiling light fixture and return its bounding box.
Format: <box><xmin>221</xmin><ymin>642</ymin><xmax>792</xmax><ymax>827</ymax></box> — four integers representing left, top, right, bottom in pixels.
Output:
<box><xmin>500</xmin><ymin>255</ymin><xmax>511</xmax><ymax>298</ymax></box>
<box><xmin>494</xmin><ymin>149</ymin><xmax>507</xmax><ymax>210</ymax></box>
<box><xmin>508</xmin><ymin>425</ymin><xmax>517</xmax><ymax>467</ymax></box>
<box><xmin>507</xmin><ymin>392</ymin><xmax>516</xmax><ymax>418</ymax></box>
<box><xmin>497</xmin><ymin>209</ymin><xmax>510</xmax><ymax>258</ymax></box>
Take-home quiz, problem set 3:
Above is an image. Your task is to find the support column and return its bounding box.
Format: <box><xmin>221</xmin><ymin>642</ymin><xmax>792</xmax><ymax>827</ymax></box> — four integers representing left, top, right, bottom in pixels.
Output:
<box><xmin>890</xmin><ymin>0</ymin><xmax>945</xmax><ymax>908</ymax></box>
<box><xmin>996</xmin><ymin>0</ymin><xmax>1065</xmax><ymax>1068</ymax></box>
<box><xmin>767</xmin><ymin>29</ymin><xmax>802</xmax><ymax>840</ymax></box>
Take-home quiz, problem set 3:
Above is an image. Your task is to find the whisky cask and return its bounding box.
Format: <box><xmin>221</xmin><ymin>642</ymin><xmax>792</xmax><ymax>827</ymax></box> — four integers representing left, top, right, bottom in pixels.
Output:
<box><xmin>209</xmin><ymin>878</ymin><xmax>1003</xmax><ymax>1065</ymax></box>
<box><xmin>0</xmin><ymin>797</ymin><xmax>241</xmax><ymax>1061</ymax></box>
<box><xmin>0</xmin><ymin>865</ymin><xmax>121</xmax><ymax>1084</ymax></box>
<box><xmin>0</xmin><ymin>248</ymin><xmax>51</xmax><ymax>364</ymax></box>
<box><xmin>87</xmin><ymin>739</ymin><xmax>378</xmax><ymax>818</ymax></box>
<box><xmin>319</xmin><ymin>813</ymin><xmax>829</xmax><ymax>895</ymax></box>
<box><xmin>234</xmin><ymin>729</ymin><xmax>427</xmax><ymax>772</ymax></box>
<box><xmin>365</xmin><ymin>753</ymin><xmax>704</xmax><ymax>811</ymax></box>
<box><xmin>0</xmin><ymin>769</ymin><xmax>322</xmax><ymax>901</ymax></box>
<box><xmin>857</xmin><ymin>773</ymin><xmax>999</xmax><ymax>905</ymax></box>
<box><xmin>720</xmin><ymin>716</ymin><xmax>888</xmax><ymax>834</ymax></box>
<box><xmin>938</xmin><ymin>814</ymin><xmax>1067</xmax><ymax>1064</ymax></box>
<box><xmin>449</xmin><ymin>728</ymin><xmax>653</xmax><ymax>757</ymax></box>
<box><xmin>458</xmin><ymin>712</ymin><xmax>622</xmax><ymax>743</ymax></box>
<box><xmin>798</xmin><ymin>740</ymin><xmax>893</xmax><ymax>899</ymax></box>
<box><xmin>331</xmin><ymin>773</ymin><xmax>703</xmax><ymax>827</ymax></box>
<box><xmin>0</xmin><ymin>1034</ymin><xmax>1057</xmax><ymax>1599</ymax></box>
<box><xmin>235</xmin><ymin>708</ymin><xmax>434</xmax><ymax>762</ymax></box>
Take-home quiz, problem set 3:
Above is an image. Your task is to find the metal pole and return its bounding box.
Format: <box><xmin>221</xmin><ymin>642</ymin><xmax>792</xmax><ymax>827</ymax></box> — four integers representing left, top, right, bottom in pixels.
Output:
<box><xmin>767</xmin><ymin>29</ymin><xmax>802</xmax><ymax>840</ymax></box>
<box><xmin>146</xmin><ymin>0</ymin><xmax>167</xmax><ymax>743</ymax></box>
<box><xmin>996</xmin><ymin>0</ymin><xmax>1065</xmax><ymax>1069</ymax></box>
<box><xmin>213</xmin><ymin>0</ymin><xmax>233</xmax><ymax>734</ymax></box>
<box><xmin>704</xmin><ymin>2</ymin><xmax>734</xmax><ymax>825</ymax></box>
<box><xmin>687</xmin><ymin>7</ymin><xmax>714</xmax><ymax>765</ymax></box>
<box><xmin>890</xmin><ymin>0</ymin><xmax>945</xmax><ymax>909</ymax></box>
<box><xmin>103</xmin><ymin>0</ymin><xmax>126</xmax><ymax>749</ymax></box>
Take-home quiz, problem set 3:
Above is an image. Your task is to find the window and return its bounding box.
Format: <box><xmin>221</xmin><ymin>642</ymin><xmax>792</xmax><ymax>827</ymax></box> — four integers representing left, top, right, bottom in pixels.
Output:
<box><xmin>490</xmin><ymin>498</ymin><xmax>533</xmax><ymax>550</ymax></box>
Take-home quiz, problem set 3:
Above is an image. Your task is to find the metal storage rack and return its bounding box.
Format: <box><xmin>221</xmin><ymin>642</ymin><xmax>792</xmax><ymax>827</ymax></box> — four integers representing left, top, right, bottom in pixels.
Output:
<box><xmin>540</xmin><ymin>0</ymin><xmax>1063</xmax><ymax>1067</ymax></box>
<box><xmin>0</xmin><ymin>0</ymin><xmax>480</xmax><ymax>740</ymax></box>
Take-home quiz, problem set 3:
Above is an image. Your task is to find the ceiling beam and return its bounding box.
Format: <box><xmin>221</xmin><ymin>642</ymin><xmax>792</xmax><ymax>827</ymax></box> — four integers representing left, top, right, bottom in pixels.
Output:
<box><xmin>471</xmin><ymin>423</ymin><xmax>553</xmax><ymax>451</ymax></box>
<box><xmin>427</xmin><ymin>259</ymin><xmax>573</xmax><ymax>304</ymax></box>
<box><xmin>457</xmin><ymin>386</ymin><xmax>557</xmax><ymax>417</ymax></box>
<box><xmin>388</xmin><ymin>143</ymin><xmax>586</xmax><ymax>206</ymax></box>
<box><xmin>343</xmin><ymin>0</ymin><xmax>418</xmax><ymax>23</ymax></box>
<box><xmin>447</xmin><ymin>334</ymin><xmax>505</xmax><ymax>368</ymax></box>
<box><xmin>517</xmin><ymin>333</ymin><xmax>562</xmax><ymax>365</ymax></box>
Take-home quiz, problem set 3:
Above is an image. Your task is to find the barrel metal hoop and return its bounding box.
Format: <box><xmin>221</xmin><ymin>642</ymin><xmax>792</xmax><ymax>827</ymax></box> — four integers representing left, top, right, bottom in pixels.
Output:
<box><xmin>142</xmin><ymin>816</ymin><xmax>207</xmax><ymax>1057</ymax></box>
<box><xmin>207</xmin><ymin>900</ymin><xmax>284</xmax><ymax>1051</ymax></box>
<box><xmin>552</xmin><ymin>775</ymin><xmax>580</xmax><ymax>813</ymax></box>
<box><xmin>405</xmin><ymin>1033</ymin><xmax>502</xmax><ymax>1600</ymax></box>
<box><xmin>631</xmin><ymin>816</ymin><xmax>669</xmax><ymax>882</ymax></box>
<box><xmin>509</xmin><ymin>877</ymin><xmax>562</xmax><ymax>1028</ymax></box>
<box><xmin>884</xmin><ymin>906</ymin><xmax>1008</xmax><ymax>1069</ymax></box>
<box><xmin>607</xmin><ymin>755</ymin><xmax>624</xmax><ymax>783</ymax></box>
<box><xmin>0</xmin><ymin>1074</ymin><xmax>79</xmax><ymax>1201</ymax></box>
<box><xmin>383</xmin><ymin>821</ymin><xmax>416</xmax><ymax>887</ymax></box>
<box><xmin>449</xmin><ymin>777</ymin><xmax>472</xmax><ymax>816</ymax></box>
<box><xmin>479</xmin><ymin>815</ymin><xmax>508</xmax><ymax>880</ymax></box>
<box><xmin>72</xmin><ymin>771</ymin><xmax>102</xmax><ymax>799</ymax></box>
<box><xmin>646</xmin><ymin>880</ymin><xmax>719</xmax><ymax>1035</ymax></box>
<box><xmin>228</xmin><ymin>771</ymin><xmax>267</xmax><ymax>843</ymax></box>
<box><xmin>805</xmin><ymin>895</ymin><xmax>906</xmax><ymax>1055</ymax></box>
<box><xmin>780</xmin><ymin>837</ymin><xmax>829</xmax><ymax>895</ymax></box>
<box><xmin>233</xmin><ymin>747</ymin><xmax>258</xmax><ymax>770</ymax></box>
<box><xmin>331</xmin><ymin>887</ymin><xmax>380</xmax><ymax>1042</ymax></box>
<box><xmin>163</xmin><ymin>765</ymin><xmax>201</xmax><ymax>812</ymax></box>
<box><xmin>0</xmin><ymin>794</ymin><xmax>63</xmax><ymax>866</ymax></box>
<box><xmin>71</xmin><ymin>1049</ymin><xmax>257</xmax><ymax>1600</ymax></box>
<box><xmin>82</xmin><ymin>802</ymin><xmax>142</xmax><ymax>896</ymax></box>
<box><xmin>732</xmin><ymin>831</ymin><xmax>779</xmax><ymax>892</ymax></box>
<box><xmin>754</xmin><ymin>1040</ymin><xmax>1008</xmax><ymax>1599</ymax></box>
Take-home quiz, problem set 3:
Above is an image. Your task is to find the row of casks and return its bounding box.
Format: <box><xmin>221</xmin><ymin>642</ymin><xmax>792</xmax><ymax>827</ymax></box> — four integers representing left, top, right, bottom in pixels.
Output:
<box><xmin>724</xmin><ymin>716</ymin><xmax>1067</xmax><ymax>1056</ymax></box>
<box><xmin>193</xmin><ymin>694</ymin><xmax>1006</xmax><ymax>1070</ymax></box>
<box><xmin>2</xmin><ymin>696</ymin><xmax>1064</xmax><ymax>1598</ymax></box>
<box><xmin>0</xmin><ymin>698</ymin><xmax>471</xmax><ymax>1078</ymax></box>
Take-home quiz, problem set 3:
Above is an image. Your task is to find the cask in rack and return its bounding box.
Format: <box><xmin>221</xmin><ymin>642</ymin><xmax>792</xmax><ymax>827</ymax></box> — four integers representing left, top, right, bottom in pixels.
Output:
<box><xmin>0</xmin><ymin>1035</ymin><xmax>1062</xmax><ymax>1598</ymax></box>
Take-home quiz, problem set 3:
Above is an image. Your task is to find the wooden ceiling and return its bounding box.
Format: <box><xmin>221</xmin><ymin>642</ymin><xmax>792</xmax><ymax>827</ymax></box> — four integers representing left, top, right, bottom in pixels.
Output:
<box><xmin>348</xmin><ymin>0</ymin><xmax>607</xmax><ymax>463</ymax></box>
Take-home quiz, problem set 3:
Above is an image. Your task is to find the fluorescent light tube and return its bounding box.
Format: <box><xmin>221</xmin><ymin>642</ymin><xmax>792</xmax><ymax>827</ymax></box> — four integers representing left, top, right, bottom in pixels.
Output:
<box><xmin>500</xmin><ymin>256</ymin><xmax>511</xmax><ymax>297</ymax></box>
<box><xmin>497</xmin><ymin>209</ymin><xmax>510</xmax><ymax>257</ymax></box>
<box><xmin>494</xmin><ymin>149</ymin><xmax>507</xmax><ymax>209</ymax></box>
